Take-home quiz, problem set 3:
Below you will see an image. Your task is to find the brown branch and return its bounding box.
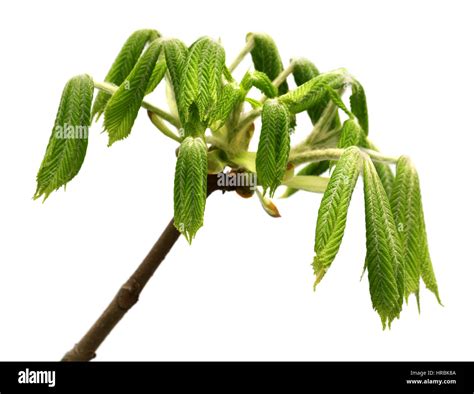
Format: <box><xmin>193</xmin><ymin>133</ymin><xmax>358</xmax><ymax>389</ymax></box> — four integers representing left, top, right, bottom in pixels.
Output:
<box><xmin>61</xmin><ymin>174</ymin><xmax>235</xmax><ymax>361</ymax></box>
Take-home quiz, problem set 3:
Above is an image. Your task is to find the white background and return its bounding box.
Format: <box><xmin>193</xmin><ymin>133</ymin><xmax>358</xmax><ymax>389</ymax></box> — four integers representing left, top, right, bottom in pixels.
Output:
<box><xmin>0</xmin><ymin>0</ymin><xmax>473</xmax><ymax>361</ymax></box>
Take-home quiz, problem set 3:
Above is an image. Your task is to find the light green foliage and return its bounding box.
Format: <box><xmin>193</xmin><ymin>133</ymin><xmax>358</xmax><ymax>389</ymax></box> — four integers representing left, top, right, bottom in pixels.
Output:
<box><xmin>363</xmin><ymin>158</ymin><xmax>404</xmax><ymax>328</ymax></box>
<box><xmin>162</xmin><ymin>38</ymin><xmax>188</xmax><ymax>101</ymax></box>
<box><xmin>179</xmin><ymin>37</ymin><xmax>226</xmax><ymax>134</ymax></box>
<box><xmin>247</xmin><ymin>33</ymin><xmax>289</xmax><ymax>95</ymax></box>
<box><xmin>391</xmin><ymin>157</ymin><xmax>441</xmax><ymax>304</ymax></box>
<box><xmin>279</xmin><ymin>69</ymin><xmax>348</xmax><ymax>114</ymax></box>
<box><xmin>145</xmin><ymin>53</ymin><xmax>167</xmax><ymax>95</ymax></box>
<box><xmin>36</xmin><ymin>30</ymin><xmax>439</xmax><ymax>328</ymax></box>
<box><xmin>104</xmin><ymin>39</ymin><xmax>162</xmax><ymax>145</ymax></box>
<box><xmin>362</xmin><ymin>138</ymin><xmax>394</xmax><ymax>197</ymax></box>
<box><xmin>350</xmin><ymin>79</ymin><xmax>369</xmax><ymax>134</ymax></box>
<box><xmin>313</xmin><ymin>147</ymin><xmax>362</xmax><ymax>285</ymax></box>
<box><xmin>240</xmin><ymin>71</ymin><xmax>278</xmax><ymax>98</ymax></box>
<box><xmin>256</xmin><ymin>100</ymin><xmax>291</xmax><ymax>196</ymax></box>
<box><xmin>92</xmin><ymin>29</ymin><xmax>159</xmax><ymax>119</ymax></box>
<box><xmin>35</xmin><ymin>74</ymin><xmax>94</xmax><ymax>200</ymax></box>
<box><xmin>211</xmin><ymin>82</ymin><xmax>243</xmax><ymax>127</ymax></box>
<box><xmin>174</xmin><ymin>137</ymin><xmax>208</xmax><ymax>243</ymax></box>
<box><xmin>338</xmin><ymin>119</ymin><xmax>363</xmax><ymax>149</ymax></box>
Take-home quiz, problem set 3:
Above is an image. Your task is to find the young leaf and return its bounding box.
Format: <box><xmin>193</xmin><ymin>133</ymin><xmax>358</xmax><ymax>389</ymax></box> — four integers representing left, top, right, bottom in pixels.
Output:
<box><xmin>390</xmin><ymin>156</ymin><xmax>421</xmax><ymax>302</ymax></box>
<box><xmin>280</xmin><ymin>161</ymin><xmax>329</xmax><ymax>198</ymax></box>
<box><xmin>145</xmin><ymin>52</ymin><xmax>167</xmax><ymax>95</ymax></box>
<box><xmin>361</xmin><ymin>138</ymin><xmax>394</xmax><ymax>197</ymax></box>
<box><xmin>247</xmin><ymin>33</ymin><xmax>289</xmax><ymax>95</ymax></box>
<box><xmin>162</xmin><ymin>38</ymin><xmax>188</xmax><ymax>99</ymax></box>
<box><xmin>256</xmin><ymin>100</ymin><xmax>291</xmax><ymax>196</ymax></box>
<box><xmin>240</xmin><ymin>71</ymin><xmax>278</xmax><ymax>98</ymax></box>
<box><xmin>103</xmin><ymin>39</ymin><xmax>162</xmax><ymax>145</ymax></box>
<box><xmin>419</xmin><ymin>204</ymin><xmax>442</xmax><ymax>304</ymax></box>
<box><xmin>292</xmin><ymin>58</ymin><xmax>342</xmax><ymax>131</ymax></box>
<box><xmin>173</xmin><ymin>136</ymin><xmax>208</xmax><ymax>243</ymax></box>
<box><xmin>391</xmin><ymin>157</ymin><xmax>441</xmax><ymax>304</ymax></box>
<box><xmin>313</xmin><ymin>147</ymin><xmax>362</xmax><ymax>285</ymax></box>
<box><xmin>363</xmin><ymin>158</ymin><xmax>404</xmax><ymax>328</ymax></box>
<box><xmin>34</xmin><ymin>74</ymin><xmax>94</xmax><ymax>200</ymax></box>
<box><xmin>211</xmin><ymin>82</ymin><xmax>243</xmax><ymax>128</ymax></box>
<box><xmin>279</xmin><ymin>69</ymin><xmax>348</xmax><ymax>114</ymax></box>
<box><xmin>338</xmin><ymin>118</ymin><xmax>363</xmax><ymax>149</ymax></box>
<box><xmin>92</xmin><ymin>29</ymin><xmax>159</xmax><ymax>119</ymax></box>
<box><xmin>292</xmin><ymin>58</ymin><xmax>320</xmax><ymax>86</ymax></box>
<box><xmin>179</xmin><ymin>37</ymin><xmax>226</xmax><ymax>131</ymax></box>
<box><xmin>350</xmin><ymin>78</ymin><xmax>369</xmax><ymax>134</ymax></box>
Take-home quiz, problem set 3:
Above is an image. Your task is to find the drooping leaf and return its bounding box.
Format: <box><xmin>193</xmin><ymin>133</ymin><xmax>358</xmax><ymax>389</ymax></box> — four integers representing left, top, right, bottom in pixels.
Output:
<box><xmin>173</xmin><ymin>136</ymin><xmax>208</xmax><ymax>243</ymax></box>
<box><xmin>162</xmin><ymin>38</ymin><xmax>188</xmax><ymax>103</ymax></box>
<box><xmin>363</xmin><ymin>158</ymin><xmax>404</xmax><ymax>328</ymax></box>
<box><xmin>292</xmin><ymin>58</ymin><xmax>342</xmax><ymax>130</ymax></box>
<box><xmin>279</xmin><ymin>69</ymin><xmax>348</xmax><ymax>114</ymax></box>
<box><xmin>240</xmin><ymin>70</ymin><xmax>278</xmax><ymax>98</ymax></box>
<box><xmin>350</xmin><ymin>78</ymin><xmax>369</xmax><ymax>134</ymax></box>
<box><xmin>256</xmin><ymin>100</ymin><xmax>291</xmax><ymax>196</ymax></box>
<box><xmin>313</xmin><ymin>147</ymin><xmax>362</xmax><ymax>285</ymax></box>
<box><xmin>34</xmin><ymin>74</ymin><xmax>94</xmax><ymax>200</ymax></box>
<box><xmin>211</xmin><ymin>82</ymin><xmax>243</xmax><ymax>128</ymax></box>
<box><xmin>419</xmin><ymin>204</ymin><xmax>442</xmax><ymax>304</ymax></box>
<box><xmin>390</xmin><ymin>156</ymin><xmax>421</xmax><ymax>303</ymax></box>
<box><xmin>92</xmin><ymin>29</ymin><xmax>160</xmax><ymax>119</ymax></box>
<box><xmin>292</xmin><ymin>57</ymin><xmax>320</xmax><ymax>86</ymax></box>
<box><xmin>361</xmin><ymin>138</ymin><xmax>394</xmax><ymax>197</ymax></box>
<box><xmin>391</xmin><ymin>158</ymin><xmax>440</xmax><ymax>304</ymax></box>
<box><xmin>103</xmin><ymin>39</ymin><xmax>162</xmax><ymax>145</ymax></box>
<box><xmin>280</xmin><ymin>161</ymin><xmax>329</xmax><ymax>198</ymax></box>
<box><xmin>338</xmin><ymin>118</ymin><xmax>363</xmax><ymax>149</ymax></box>
<box><xmin>247</xmin><ymin>33</ymin><xmax>289</xmax><ymax>95</ymax></box>
<box><xmin>145</xmin><ymin>52</ymin><xmax>167</xmax><ymax>95</ymax></box>
<box><xmin>179</xmin><ymin>37</ymin><xmax>226</xmax><ymax>132</ymax></box>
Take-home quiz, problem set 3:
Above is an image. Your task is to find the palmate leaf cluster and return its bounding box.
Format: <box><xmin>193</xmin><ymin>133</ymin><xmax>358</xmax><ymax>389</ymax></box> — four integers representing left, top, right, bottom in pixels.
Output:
<box><xmin>34</xmin><ymin>29</ymin><xmax>441</xmax><ymax>327</ymax></box>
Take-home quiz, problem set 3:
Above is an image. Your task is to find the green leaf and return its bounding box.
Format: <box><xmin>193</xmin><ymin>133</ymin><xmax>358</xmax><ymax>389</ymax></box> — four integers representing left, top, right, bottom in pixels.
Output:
<box><xmin>338</xmin><ymin>118</ymin><xmax>363</xmax><ymax>149</ymax></box>
<box><xmin>280</xmin><ymin>161</ymin><xmax>329</xmax><ymax>198</ymax></box>
<box><xmin>363</xmin><ymin>158</ymin><xmax>404</xmax><ymax>328</ymax></box>
<box><xmin>145</xmin><ymin>52</ymin><xmax>167</xmax><ymax>95</ymax></box>
<box><xmin>313</xmin><ymin>147</ymin><xmax>362</xmax><ymax>285</ymax></box>
<box><xmin>247</xmin><ymin>33</ymin><xmax>289</xmax><ymax>95</ymax></box>
<box><xmin>419</xmin><ymin>204</ymin><xmax>442</xmax><ymax>304</ymax></box>
<box><xmin>279</xmin><ymin>69</ymin><xmax>348</xmax><ymax>114</ymax></box>
<box><xmin>391</xmin><ymin>157</ymin><xmax>441</xmax><ymax>304</ymax></box>
<box><xmin>92</xmin><ymin>29</ymin><xmax>159</xmax><ymax>119</ymax></box>
<box><xmin>390</xmin><ymin>156</ymin><xmax>421</xmax><ymax>303</ymax></box>
<box><xmin>103</xmin><ymin>39</ymin><xmax>162</xmax><ymax>145</ymax></box>
<box><xmin>34</xmin><ymin>74</ymin><xmax>94</xmax><ymax>200</ymax></box>
<box><xmin>373</xmin><ymin>162</ymin><xmax>395</xmax><ymax>198</ymax></box>
<box><xmin>162</xmin><ymin>38</ymin><xmax>188</xmax><ymax>99</ymax></box>
<box><xmin>174</xmin><ymin>136</ymin><xmax>208</xmax><ymax>243</ymax></box>
<box><xmin>240</xmin><ymin>70</ymin><xmax>278</xmax><ymax>98</ymax></box>
<box><xmin>361</xmin><ymin>138</ymin><xmax>394</xmax><ymax>197</ymax></box>
<box><xmin>179</xmin><ymin>37</ymin><xmax>226</xmax><ymax>132</ymax></box>
<box><xmin>292</xmin><ymin>58</ymin><xmax>320</xmax><ymax>86</ymax></box>
<box><xmin>256</xmin><ymin>100</ymin><xmax>291</xmax><ymax>196</ymax></box>
<box><xmin>292</xmin><ymin>58</ymin><xmax>341</xmax><ymax>129</ymax></box>
<box><xmin>350</xmin><ymin>78</ymin><xmax>369</xmax><ymax>134</ymax></box>
<box><xmin>210</xmin><ymin>82</ymin><xmax>243</xmax><ymax>128</ymax></box>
